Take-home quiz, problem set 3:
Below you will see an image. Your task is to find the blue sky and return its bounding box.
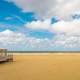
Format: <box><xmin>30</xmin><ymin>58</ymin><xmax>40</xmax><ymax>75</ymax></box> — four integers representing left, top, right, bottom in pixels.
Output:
<box><xmin>0</xmin><ymin>0</ymin><xmax>36</xmax><ymax>31</ymax></box>
<box><xmin>0</xmin><ymin>0</ymin><xmax>55</xmax><ymax>38</ymax></box>
<box><xmin>0</xmin><ymin>0</ymin><xmax>80</xmax><ymax>51</ymax></box>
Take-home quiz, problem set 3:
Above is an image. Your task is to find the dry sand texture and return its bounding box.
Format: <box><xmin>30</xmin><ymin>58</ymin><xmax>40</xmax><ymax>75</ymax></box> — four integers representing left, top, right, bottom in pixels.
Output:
<box><xmin>0</xmin><ymin>53</ymin><xmax>80</xmax><ymax>80</ymax></box>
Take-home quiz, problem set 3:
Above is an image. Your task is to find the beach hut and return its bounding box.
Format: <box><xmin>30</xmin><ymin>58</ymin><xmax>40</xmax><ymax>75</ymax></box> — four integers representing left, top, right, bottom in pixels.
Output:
<box><xmin>0</xmin><ymin>49</ymin><xmax>13</xmax><ymax>62</ymax></box>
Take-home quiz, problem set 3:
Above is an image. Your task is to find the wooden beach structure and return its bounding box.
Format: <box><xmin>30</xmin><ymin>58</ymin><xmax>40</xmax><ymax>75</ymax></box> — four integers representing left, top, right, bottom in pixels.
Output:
<box><xmin>0</xmin><ymin>49</ymin><xmax>13</xmax><ymax>62</ymax></box>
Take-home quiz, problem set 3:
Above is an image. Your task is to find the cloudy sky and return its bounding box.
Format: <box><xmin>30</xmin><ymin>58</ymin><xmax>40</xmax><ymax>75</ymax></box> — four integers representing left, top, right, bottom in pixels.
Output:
<box><xmin>0</xmin><ymin>0</ymin><xmax>80</xmax><ymax>51</ymax></box>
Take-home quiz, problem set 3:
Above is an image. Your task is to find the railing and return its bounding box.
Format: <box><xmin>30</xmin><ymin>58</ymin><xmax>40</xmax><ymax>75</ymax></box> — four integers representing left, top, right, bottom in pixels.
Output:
<box><xmin>0</xmin><ymin>49</ymin><xmax>7</xmax><ymax>56</ymax></box>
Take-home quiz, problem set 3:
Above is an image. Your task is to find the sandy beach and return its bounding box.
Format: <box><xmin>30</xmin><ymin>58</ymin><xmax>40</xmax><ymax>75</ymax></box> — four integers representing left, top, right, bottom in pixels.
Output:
<box><xmin>0</xmin><ymin>53</ymin><xmax>80</xmax><ymax>80</ymax></box>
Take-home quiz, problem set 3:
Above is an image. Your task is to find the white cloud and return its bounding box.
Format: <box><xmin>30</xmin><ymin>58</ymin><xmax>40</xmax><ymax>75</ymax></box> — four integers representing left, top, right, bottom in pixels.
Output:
<box><xmin>53</xmin><ymin>34</ymin><xmax>80</xmax><ymax>48</ymax></box>
<box><xmin>6</xmin><ymin>0</ymin><xmax>80</xmax><ymax>20</ymax></box>
<box><xmin>23</xmin><ymin>19</ymin><xmax>80</xmax><ymax>50</ymax></box>
<box><xmin>26</xmin><ymin>19</ymin><xmax>51</xmax><ymax>30</ymax></box>
<box><xmin>0</xmin><ymin>29</ymin><xmax>26</xmax><ymax>45</ymax></box>
<box><xmin>2</xmin><ymin>0</ymin><xmax>80</xmax><ymax>51</ymax></box>
<box><xmin>47</xmin><ymin>0</ymin><xmax>80</xmax><ymax>20</ymax></box>
<box><xmin>0</xmin><ymin>29</ymin><xmax>51</xmax><ymax>50</ymax></box>
<box><xmin>26</xmin><ymin>19</ymin><xmax>80</xmax><ymax>35</ymax></box>
<box><xmin>0</xmin><ymin>29</ymin><xmax>80</xmax><ymax>51</ymax></box>
<box><xmin>51</xmin><ymin>20</ymin><xmax>80</xmax><ymax>35</ymax></box>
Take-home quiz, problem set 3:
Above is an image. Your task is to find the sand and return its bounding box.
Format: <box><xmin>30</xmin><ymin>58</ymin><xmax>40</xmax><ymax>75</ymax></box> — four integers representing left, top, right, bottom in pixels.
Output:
<box><xmin>0</xmin><ymin>53</ymin><xmax>80</xmax><ymax>80</ymax></box>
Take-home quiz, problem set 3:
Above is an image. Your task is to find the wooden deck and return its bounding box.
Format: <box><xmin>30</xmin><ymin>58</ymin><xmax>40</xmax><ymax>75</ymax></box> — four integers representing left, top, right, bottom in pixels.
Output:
<box><xmin>0</xmin><ymin>49</ymin><xmax>13</xmax><ymax>62</ymax></box>
<box><xmin>0</xmin><ymin>56</ymin><xmax>13</xmax><ymax>62</ymax></box>
<box><xmin>0</xmin><ymin>56</ymin><xmax>8</xmax><ymax>62</ymax></box>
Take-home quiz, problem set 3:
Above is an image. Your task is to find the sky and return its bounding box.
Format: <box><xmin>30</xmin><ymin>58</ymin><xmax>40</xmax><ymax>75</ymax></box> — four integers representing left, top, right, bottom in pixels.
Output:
<box><xmin>0</xmin><ymin>0</ymin><xmax>80</xmax><ymax>51</ymax></box>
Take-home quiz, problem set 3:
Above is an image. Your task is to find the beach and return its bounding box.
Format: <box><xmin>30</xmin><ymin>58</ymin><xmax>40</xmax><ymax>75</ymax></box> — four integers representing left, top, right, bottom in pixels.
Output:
<box><xmin>0</xmin><ymin>53</ymin><xmax>80</xmax><ymax>80</ymax></box>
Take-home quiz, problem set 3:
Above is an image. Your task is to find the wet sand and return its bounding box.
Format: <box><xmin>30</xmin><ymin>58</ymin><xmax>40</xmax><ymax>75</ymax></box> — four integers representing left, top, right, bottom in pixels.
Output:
<box><xmin>0</xmin><ymin>53</ymin><xmax>80</xmax><ymax>80</ymax></box>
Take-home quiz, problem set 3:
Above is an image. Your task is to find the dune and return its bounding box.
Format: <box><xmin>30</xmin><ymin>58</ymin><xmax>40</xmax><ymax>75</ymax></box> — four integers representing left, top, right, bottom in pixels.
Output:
<box><xmin>0</xmin><ymin>53</ymin><xmax>80</xmax><ymax>80</ymax></box>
